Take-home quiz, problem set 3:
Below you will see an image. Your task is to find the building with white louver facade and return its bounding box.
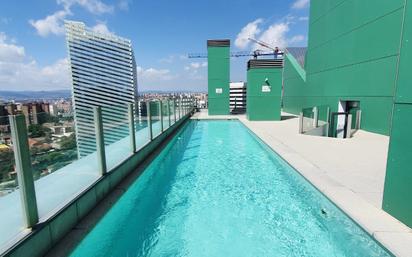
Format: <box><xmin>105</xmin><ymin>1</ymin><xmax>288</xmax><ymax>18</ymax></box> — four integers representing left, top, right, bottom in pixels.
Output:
<box><xmin>65</xmin><ymin>20</ymin><xmax>138</xmax><ymax>158</ymax></box>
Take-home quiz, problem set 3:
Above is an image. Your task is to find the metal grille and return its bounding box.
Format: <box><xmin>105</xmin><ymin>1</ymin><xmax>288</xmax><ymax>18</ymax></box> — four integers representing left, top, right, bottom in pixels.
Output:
<box><xmin>207</xmin><ymin>39</ymin><xmax>230</xmax><ymax>47</ymax></box>
<box><xmin>247</xmin><ymin>59</ymin><xmax>283</xmax><ymax>70</ymax></box>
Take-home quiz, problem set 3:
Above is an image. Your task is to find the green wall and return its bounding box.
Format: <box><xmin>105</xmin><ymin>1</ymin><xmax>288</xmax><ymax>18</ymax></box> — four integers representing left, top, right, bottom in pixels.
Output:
<box><xmin>283</xmin><ymin>53</ymin><xmax>306</xmax><ymax>115</ymax></box>
<box><xmin>383</xmin><ymin>0</ymin><xmax>412</xmax><ymax>228</ymax></box>
<box><xmin>247</xmin><ymin>65</ymin><xmax>282</xmax><ymax>121</ymax></box>
<box><xmin>283</xmin><ymin>0</ymin><xmax>405</xmax><ymax>135</ymax></box>
<box><xmin>207</xmin><ymin>40</ymin><xmax>230</xmax><ymax>115</ymax></box>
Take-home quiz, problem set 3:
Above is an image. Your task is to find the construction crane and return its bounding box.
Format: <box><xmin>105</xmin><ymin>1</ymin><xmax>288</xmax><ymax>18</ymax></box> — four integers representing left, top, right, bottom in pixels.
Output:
<box><xmin>248</xmin><ymin>37</ymin><xmax>283</xmax><ymax>59</ymax></box>
<box><xmin>188</xmin><ymin>50</ymin><xmax>274</xmax><ymax>59</ymax></box>
<box><xmin>247</xmin><ymin>37</ymin><xmax>276</xmax><ymax>51</ymax></box>
<box><xmin>188</xmin><ymin>38</ymin><xmax>283</xmax><ymax>59</ymax></box>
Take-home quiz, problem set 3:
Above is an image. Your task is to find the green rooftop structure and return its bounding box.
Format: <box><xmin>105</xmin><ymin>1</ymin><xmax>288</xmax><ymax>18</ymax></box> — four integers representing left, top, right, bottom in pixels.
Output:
<box><xmin>246</xmin><ymin>59</ymin><xmax>283</xmax><ymax>121</ymax></box>
<box><xmin>282</xmin><ymin>0</ymin><xmax>412</xmax><ymax>228</ymax></box>
<box><xmin>207</xmin><ymin>39</ymin><xmax>230</xmax><ymax>115</ymax></box>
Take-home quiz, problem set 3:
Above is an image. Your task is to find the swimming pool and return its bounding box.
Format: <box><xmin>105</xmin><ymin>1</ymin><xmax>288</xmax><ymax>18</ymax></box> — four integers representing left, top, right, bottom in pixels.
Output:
<box><xmin>70</xmin><ymin>120</ymin><xmax>391</xmax><ymax>257</ymax></box>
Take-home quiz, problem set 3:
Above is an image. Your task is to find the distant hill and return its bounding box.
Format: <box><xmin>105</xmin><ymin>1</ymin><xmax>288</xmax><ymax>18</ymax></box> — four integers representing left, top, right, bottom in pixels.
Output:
<box><xmin>0</xmin><ymin>90</ymin><xmax>71</xmax><ymax>101</ymax></box>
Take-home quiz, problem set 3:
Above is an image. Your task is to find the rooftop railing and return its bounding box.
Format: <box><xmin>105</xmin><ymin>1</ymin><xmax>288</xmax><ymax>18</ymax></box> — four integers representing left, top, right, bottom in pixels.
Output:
<box><xmin>0</xmin><ymin>97</ymin><xmax>195</xmax><ymax>254</ymax></box>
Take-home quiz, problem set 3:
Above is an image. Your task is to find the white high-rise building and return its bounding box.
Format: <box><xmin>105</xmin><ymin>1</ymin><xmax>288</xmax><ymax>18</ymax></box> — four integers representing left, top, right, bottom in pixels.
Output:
<box><xmin>65</xmin><ymin>21</ymin><xmax>138</xmax><ymax>158</ymax></box>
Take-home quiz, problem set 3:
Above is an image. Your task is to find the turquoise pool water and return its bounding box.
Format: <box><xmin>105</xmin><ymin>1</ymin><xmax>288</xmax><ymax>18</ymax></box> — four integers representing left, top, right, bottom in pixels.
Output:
<box><xmin>70</xmin><ymin>120</ymin><xmax>391</xmax><ymax>257</ymax></box>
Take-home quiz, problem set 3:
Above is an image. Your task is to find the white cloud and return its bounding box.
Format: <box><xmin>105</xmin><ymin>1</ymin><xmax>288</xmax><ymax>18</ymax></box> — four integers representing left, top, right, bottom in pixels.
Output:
<box><xmin>289</xmin><ymin>35</ymin><xmax>305</xmax><ymax>43</ymax></box>
<box><xmin>30</xmin><ymin>0</ymin><xmax>114</xmax><ymax>37</ymax></box>
<box><xmin>118</xmin><ymin>0</ymin><xmax>130</xmax><ymax>11</ymax></box>
<box><xmin>292</xmin><ymin>0</ymin><xmax>310</xmax><ymax>9</ymax></box>
<box><xmin>136</xmin><ymin>66</ymin><xmax>177</xmax><ymax>81</ymax></box>
<box><xmin>257</xmin><ymin>22</ymin><xmax>289</xmax><ymax>49</ymax></box>
<box><xmin>57</xmin><ymin>0</ymin><xmax>114</xmax><ymax>14</ymax></box>
<box><xmin>159</xmin><ymin>55</ymin><xmax>175</xmax><ymax>64</ymax></box>
<box><xmin>0</xmin><ymin>32</ymin><xmax>25</xmax><ymax>63</ymax></box>
<box><xmin>29</xmin><ymin>10</ymin><xmax>68</xmax><ymax>37</ymax></box>
<box><xmin>91</xmin><ymin>21</ymin><xmax>112</xmax><ymax>35</ymax></box>
<box><xmin>184</xmin><ymin>62</ymin><xmax>207</xmax><ymax>71</ymax></box>
<box><xmin>0</xmin><ymin>32</ymin><xmax>70</xmax><ymax>91</ymax></box>
<box><xmin>235</xmin><ymin>18</ymin><xmax>263</xmax><ymax>49</ymax></box>
<box><xmin>190</xmin><ymin>62</ymin><xmax>201</xmax><ymax>69</ymax></box>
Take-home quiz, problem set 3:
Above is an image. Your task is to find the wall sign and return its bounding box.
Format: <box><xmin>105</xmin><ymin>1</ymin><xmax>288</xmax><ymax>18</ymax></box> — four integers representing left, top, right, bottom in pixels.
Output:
<box><xmin>216</xmin><ymin>88</ymin><xmax>223</xmax><ymax>94</ymax></box>
<box><xmin>262</xmin><ymin>85</ymin><xmax>271</xmax><ymax>92</ymax></box>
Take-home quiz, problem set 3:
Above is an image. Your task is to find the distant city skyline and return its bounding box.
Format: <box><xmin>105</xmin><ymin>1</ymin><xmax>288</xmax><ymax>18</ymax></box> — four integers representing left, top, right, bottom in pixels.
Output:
<box><xmin>0</xmin><ymin>0</ymin><xmax>309</xmax><ymax>92</ymax></box>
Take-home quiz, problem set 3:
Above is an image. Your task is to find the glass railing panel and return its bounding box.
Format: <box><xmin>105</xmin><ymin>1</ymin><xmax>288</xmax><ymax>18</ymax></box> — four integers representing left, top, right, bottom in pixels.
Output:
<box><xmin>178</xmin><ymin>99</ymin><xmax>183</xmax><ymax>119</ymax></box>
<box><xmin>102</xmin><ymin>105</ymin><xmax>131</xmax><ymax>171</ymax></box>
<box><xmin>29</xmin><ymin>112</ymin><xmax>77</xmax><ymax>181</ymax></box>
<box><xmin>32</xmin><ymin>111</ymin><xmax>100</xmax><ymax>219</ymax></box>
<box><xmin>317</xmin><ymin>105</ymin><xmax>330</xmax><ymax>126</ymax></box>
<box><xmin>0</xmin><ymin>115</ymin><xmax>26</xmax><ymax>251</ymax></box>
<box><xmin>150</xmin><ymin>101</ymin><xmax>161</xmax><ymax>138</ymax></box>
<box><xmin>162</xmin><ymin>100</ymin><xmax>170</xmax><ymax>130</ymax></box>
<box><xmin>169</xmin><ymin>100</ymin><xmax>175</xmax><ymax>125</ymax></box>
<box><xmin>135</xmin><ymin>101</ymin><xmax>150</xmax><ymax>150</ymax></box>
<box><xmin>182</xmin><ymin>99</ymin><xmax>186</xmax><ymax>116</ymax></box>
<box><xmin>302</xmin><ymin>107</ymin><xmax>315</xmax><ymax>133</ymax></box>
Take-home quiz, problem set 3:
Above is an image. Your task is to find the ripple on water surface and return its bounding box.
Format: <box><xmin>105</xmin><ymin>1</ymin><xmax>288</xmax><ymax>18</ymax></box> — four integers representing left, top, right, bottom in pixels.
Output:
<box><xmin>70</xmin><ymin>121</ymin><xmax>391</xmax><ymax>257</ymax></box>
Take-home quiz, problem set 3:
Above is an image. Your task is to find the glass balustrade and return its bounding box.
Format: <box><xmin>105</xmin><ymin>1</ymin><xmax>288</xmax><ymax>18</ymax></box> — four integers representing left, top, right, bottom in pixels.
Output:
<box><xmin>0</xmin><ymin>97</ymin><xmax>194</xmax><ymax>253</ymax></box>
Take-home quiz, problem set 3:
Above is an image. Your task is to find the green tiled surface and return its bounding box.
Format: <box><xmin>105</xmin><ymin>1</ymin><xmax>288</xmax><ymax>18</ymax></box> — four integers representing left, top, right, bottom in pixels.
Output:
<box><xmin>383</xmin><ymin>0</ymin><xmax>412</xmax><ymax>228</ymax></box>
<box><xmin>247</xmin><ymin>67</ymin><xmax>282</xmax><ymax>121</ymax></box>
<box><xmin>283</xmin><ymin>0</ymin><xmax>405</xmax><ymax>135</ymax></box>
<box><xmin>208</xmin><ymin>45</ymin><xmax>230</xmax><ymax>115</ymax></box>
<box><xmin>383</xmin><ymin>104</ymin><xmax>412</xmax><ymax>227</ymax></box>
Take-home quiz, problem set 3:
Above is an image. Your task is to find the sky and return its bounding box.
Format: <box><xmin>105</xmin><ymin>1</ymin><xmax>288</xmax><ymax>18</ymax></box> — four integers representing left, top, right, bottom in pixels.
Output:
<box><xmin>0</xmin><ymin>0</ymin><xmax>310</xmax><ymax>92</ymax></box>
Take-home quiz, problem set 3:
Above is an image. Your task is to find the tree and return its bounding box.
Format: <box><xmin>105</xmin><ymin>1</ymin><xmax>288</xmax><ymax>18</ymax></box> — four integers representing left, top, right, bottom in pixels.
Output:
<box><xmin>0</xmin><ymin>150</ymin><xmax>14</xmax><ymax>183</ymax></box>
<box><xmin>28</xmin><ymin>124</ymin><xmax>46</xmax><ymax>138</ymax></box>
<box><xmin>59</xmin><ymin>133</ymin><xmax>76</xmax><ymax>150</ymax></box>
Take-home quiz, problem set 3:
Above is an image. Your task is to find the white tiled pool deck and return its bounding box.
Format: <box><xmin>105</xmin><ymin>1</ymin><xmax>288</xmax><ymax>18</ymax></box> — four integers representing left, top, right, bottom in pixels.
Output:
<box><xmin>192</xmin><ymin>110</ymin><xmax>412</xmax><ymax>257</ymax></box>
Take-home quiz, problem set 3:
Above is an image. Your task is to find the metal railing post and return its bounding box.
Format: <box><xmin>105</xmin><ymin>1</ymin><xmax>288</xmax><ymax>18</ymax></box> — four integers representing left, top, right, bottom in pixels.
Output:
<box><xmin>174</xmin><ymin>99</ymin><xmax>177</xmax><ymax>123</ymax></box>
<box><xmin>345</xmin><ymin>114</ymin><xmax>352</xmax><ymax>139</ymax></box>
<box><xmin>180</xmin><ymin>99</ymin><xmax>183</xmax><ymax>117</ymax></box>
<box><xmin>128</xmin><ymin>103</ymin><xmax>136</xmax><ymax>153</ymax></box>
<box><xmin>9</xmin><ymin>114</ymin><xmax>39</xmax><ymax>228</ymax></box>
<box><xmin>94</xmin><ymin>107</ymin><xmax>107</xmax><ymax>175</ymax></box>
<box><xmin>313</xmin><ymin>107</ymin><xmax>319</xmax><ymax>128</ymax></box>
<box><xmin>168</xmin><ymin>99</ymin><xmax>171</xmax><ymax>127</ymax></box>
<box><xmin>298</xmin><ymin>112</ymin><xmax>303</xmax><ymax>134</ymax></box>
<box><xmin>146</xmin><ymin>102</ymin><xmax>153</xmax><ymax>140</ymax></box>
<box><xmin>326</xmin><ymin>107</ymin><xmax>330</xmax><ymax>137</ymax></box>
<box><xmin>159</xmin><ymin>100</ymin><xmax>164</xmax><ymax>132</ymax></box>
<box><xmin>178</xmin><ymin>99</ymin><xmax>182</xmax><ymax>119</ymax></box>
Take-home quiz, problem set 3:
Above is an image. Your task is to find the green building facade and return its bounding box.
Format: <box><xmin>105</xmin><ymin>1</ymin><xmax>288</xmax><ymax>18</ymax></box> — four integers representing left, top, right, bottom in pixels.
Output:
<box><xmin>283</xmin><ymin>0</ymin><xmax>406</xmax><ymax>135</ymax></box>
<box><xmin>207</xmin><ymin>40</ymin><xmax>230</xmax><ymax>115</ymax></box>
<box><xmin>283</xmin><ymin>0</ymin><xmax>412</xmax><ymax>228</ymax></box>
<box><xmin>247</xmin><ymin>59</ymin><xmax>283</xmax><ymax>121</ymax></box>
<box><xmin>383</xmin><ymin>0</ymin><xmax>412</xmax><ymax>228</ymax></box>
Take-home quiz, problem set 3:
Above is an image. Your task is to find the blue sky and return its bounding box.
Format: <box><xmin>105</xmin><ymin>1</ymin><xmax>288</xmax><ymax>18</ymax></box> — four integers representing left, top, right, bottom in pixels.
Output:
<box><xmin>0</xmin><ymin>0</ymin><xmax>309</xmax><ymax>92</ymax></box>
